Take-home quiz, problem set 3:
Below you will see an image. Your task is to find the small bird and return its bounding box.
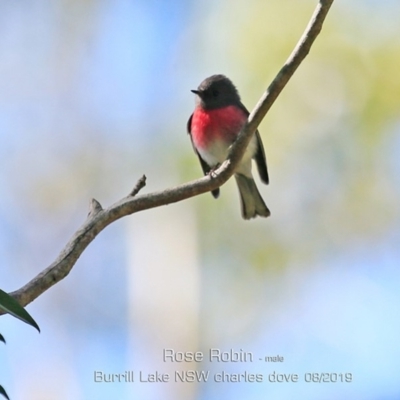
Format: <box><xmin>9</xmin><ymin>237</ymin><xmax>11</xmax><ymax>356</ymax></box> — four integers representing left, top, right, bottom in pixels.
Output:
<box><xmin>187</xmin><ymin>74</ymin><xmax>270</xmax><ymax>219</ymax></box>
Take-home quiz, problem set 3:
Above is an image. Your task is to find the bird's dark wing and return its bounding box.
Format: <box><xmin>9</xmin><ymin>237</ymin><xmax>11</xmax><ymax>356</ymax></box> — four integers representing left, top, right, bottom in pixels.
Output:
<box><xmin>254</xmin><ymin>131</ymin><xmax>269</xmax><ymax>184</ymax></box>
<box><xmin>238</xmin><ymin>102</ymin><xmax>269</xmax><ymax>185</ymax></box>
<box><xmin>187</xmin><ymin>114</ymin><xmax>220</xmax><ymax>198</ymax></box>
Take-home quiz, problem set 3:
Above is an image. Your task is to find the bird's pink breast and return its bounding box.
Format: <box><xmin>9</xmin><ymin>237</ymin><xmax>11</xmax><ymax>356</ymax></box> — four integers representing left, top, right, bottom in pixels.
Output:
<box><xmin>190</xmin><ymin>106</ymin><xmax>247</xmax><ymax>150</ymax></box>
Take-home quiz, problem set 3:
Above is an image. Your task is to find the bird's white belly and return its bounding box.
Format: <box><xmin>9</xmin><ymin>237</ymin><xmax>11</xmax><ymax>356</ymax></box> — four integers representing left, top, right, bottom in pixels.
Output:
<box><xmin>197</xmin><ymin>135</ymin><xmax>257</xmax><ymax>178</ymax></box>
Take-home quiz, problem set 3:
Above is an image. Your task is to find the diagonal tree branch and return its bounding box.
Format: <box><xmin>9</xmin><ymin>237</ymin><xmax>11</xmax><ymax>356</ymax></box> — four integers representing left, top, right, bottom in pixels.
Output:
<box><xmin>1</xmin><ymin>0</ymin><xmax>334</xmax><ymax>314</ymax></box>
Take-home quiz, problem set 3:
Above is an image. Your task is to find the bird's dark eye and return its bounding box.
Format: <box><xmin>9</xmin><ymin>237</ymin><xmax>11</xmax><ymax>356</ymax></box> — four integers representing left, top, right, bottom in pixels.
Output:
<box><xmin>212</xmin><ymin>89</ymin><xmax>219</xmax><ymax>97</ymax></box>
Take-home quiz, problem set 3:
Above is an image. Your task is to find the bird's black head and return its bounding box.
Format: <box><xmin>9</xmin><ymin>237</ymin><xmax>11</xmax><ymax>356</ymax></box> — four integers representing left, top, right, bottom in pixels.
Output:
<box><xmin>191</xmin><ymin>74</ymin><xmax>241</xmax><ymax>109</ymax></box>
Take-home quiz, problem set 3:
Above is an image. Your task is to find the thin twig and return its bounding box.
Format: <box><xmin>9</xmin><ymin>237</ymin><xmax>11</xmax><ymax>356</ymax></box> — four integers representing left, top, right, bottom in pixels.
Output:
<box><xmin>129</xmin><ymin>175</ymin><xmax>147</xmax><ymax>197</ymax></box>
<box><xmin>87</xmin><ymin>198</ymin><xmax>103</xmax><ymax>218</ymax></box>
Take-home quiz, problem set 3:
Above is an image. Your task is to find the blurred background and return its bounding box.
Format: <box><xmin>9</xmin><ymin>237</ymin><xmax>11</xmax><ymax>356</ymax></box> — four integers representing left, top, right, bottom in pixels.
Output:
<box><xmin>1</xmin><ymin>0</ymin><xmax>400</xmax><ymax>399</ymax></box>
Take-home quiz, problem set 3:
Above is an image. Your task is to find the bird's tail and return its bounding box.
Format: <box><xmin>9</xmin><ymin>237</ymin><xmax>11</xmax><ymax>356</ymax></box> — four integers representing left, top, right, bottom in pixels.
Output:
<box><xmin>234</xmin><ymin>174</ymin><xmax>270</xmax><ymax>220</ymax></box>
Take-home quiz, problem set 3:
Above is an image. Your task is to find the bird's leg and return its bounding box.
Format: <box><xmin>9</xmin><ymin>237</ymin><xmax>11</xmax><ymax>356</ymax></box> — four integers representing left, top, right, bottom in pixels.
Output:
<box><xmin>208</xmin><ymin>163</ymin><xmax>221</xmax><ymax>178</ymax></box>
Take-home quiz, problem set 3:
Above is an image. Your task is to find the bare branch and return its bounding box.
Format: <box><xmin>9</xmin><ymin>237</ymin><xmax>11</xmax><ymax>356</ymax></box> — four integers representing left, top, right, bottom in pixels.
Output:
<box><xmin>1</xmin><ymin>0</ymin><xmax>334</xmax><ymax>313</ymax></box>
<box><xmin>129</xmin><ymin>175</ymin><xmax>147</xmax><ymax>197</ymax></box>
<box><xmin>88</xmin><ymin>198</ymin><xmax>103</xmax><ymax>218</ymax></box>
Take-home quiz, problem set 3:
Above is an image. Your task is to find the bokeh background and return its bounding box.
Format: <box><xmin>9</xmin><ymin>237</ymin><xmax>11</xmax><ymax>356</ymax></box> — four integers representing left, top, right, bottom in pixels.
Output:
<box><xmin>1</xmin><ymin>0</ymin><xmax>400</xmax><ymax>399</ymax></box>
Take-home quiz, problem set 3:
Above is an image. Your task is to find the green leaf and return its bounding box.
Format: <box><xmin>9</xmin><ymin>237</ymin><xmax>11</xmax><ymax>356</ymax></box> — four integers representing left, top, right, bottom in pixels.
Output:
<box><xmin>0</xmin><ymin>289</ymin><xmax>40</xmax><ymax>333</ymax></box>
<box><xmin>0</xmin><ymin>385</ymin><xmax>10</xmax><ymax>400</ymax></box>
<box><xmin>0</xmin><ymin>333</ymin><xmax>5</xmax><ymax>344</ymax></box>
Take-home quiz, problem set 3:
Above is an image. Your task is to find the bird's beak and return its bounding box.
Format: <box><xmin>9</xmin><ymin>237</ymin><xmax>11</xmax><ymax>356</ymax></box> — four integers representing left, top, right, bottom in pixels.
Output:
<box><xmin>191</xmin><ymin>89</ymin><xmax>200</xmax><ymax>95</ymax></box>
